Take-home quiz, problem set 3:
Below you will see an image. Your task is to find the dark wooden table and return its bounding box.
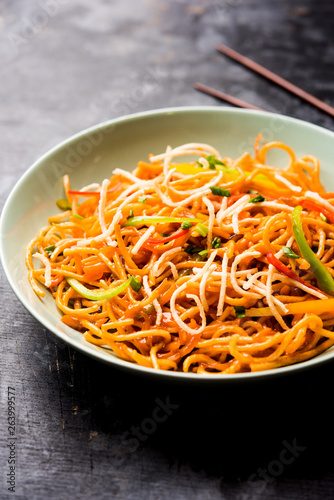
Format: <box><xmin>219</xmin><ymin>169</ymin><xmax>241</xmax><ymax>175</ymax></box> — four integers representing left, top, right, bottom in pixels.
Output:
<box><xmin>1</xmin><ymin>1</ymin><xmax>334</xmax><ymax>498</ymax></box>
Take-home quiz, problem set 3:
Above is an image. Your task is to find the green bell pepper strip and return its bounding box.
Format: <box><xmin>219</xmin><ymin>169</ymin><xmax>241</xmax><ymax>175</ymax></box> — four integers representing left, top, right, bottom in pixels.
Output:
<box><xmin>66</xmin><ymin>276</ymin><xmax>131</xmax><ymax>301</ymax></box>
<box><xmin>292</xmin><ymin>205</ymin><xmax>334</xmax><ymax>294</ymax></box>
<box><xmin>123</xmin><ymin>216</ymin><xmax>201</xmax><ymax>227</ymax></box>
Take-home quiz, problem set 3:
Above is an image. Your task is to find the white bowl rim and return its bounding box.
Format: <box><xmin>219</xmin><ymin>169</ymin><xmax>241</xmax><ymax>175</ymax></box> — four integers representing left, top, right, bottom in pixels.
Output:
<box><xmin>2</xmin><ymin>105</ymin><xmax>334</xmax><ymax>382</ymax></box>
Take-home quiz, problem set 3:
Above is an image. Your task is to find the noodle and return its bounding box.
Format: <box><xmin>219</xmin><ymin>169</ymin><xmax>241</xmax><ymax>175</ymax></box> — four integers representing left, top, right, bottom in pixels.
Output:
<box><xmin>26</xmin><ymin>135</ymin><xmax>334</xmax><ymax>373</ymax></box>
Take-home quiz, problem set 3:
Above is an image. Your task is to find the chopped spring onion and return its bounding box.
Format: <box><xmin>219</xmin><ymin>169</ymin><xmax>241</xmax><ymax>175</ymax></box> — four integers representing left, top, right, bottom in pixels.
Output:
<box><xmin>181</xmin><ymin>221</ymin><xmax>192</xmax><ymax>230</ymax></box>
<box><xmin>212</xmin><ymin>237</ymin><xmax>221</xmax><ymax>249</ymax></box>
<box><xmin>198</xmin><ymin>250</ymin><xmax>209</xmax><ymax>261</ymax></box>
<box><xmin>210</xmin><ymin>186</ymin><xmax>231</xmax><ymax>197</ymax></box>
<box><xmin>250</xmin><ymin>194</ymin><xmax>265</xmax><ymax>203</ymax></box>
<box><xmin>44</xmin><ymin>245</ymin><xmax>56</xmax><ymax>256</ymax></box>
<box><xmin>184</xmin><ymin>245</ymin><xmax>204</xmax><ymax>255</ymax></box>
<box><xmin>129</xmin><ymin>275</ymin><xmax>142</xmax><ymax>292</ymax></box>
<box><xmin>283</xmin><ymin>246</ymin><xmax>299</xmax><ymax>259</ymax></box>
<box><xmin>234</xmin><ymin>305</ymin><xmax>245</xmax><ymax>318</ymax></box>
<box><xmin>194</xmin><ymin>223</ymin><xmax>209</xmax><ymax>237</ymax></box>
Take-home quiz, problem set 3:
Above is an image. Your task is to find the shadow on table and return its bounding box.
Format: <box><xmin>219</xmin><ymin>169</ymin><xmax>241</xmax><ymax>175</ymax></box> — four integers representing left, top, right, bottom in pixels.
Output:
<box><xmin>56</xmin><ymin>344</ymin><xmax>334</xmax><ymax>490</ymax></box>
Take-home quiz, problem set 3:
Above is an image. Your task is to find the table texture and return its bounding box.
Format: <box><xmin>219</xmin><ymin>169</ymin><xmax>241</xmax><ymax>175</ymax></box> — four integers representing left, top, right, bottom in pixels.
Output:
<box><xmin>1</xmin><ymin>1</ymin><xmax>334</xmax><ymax>499</ymax></box>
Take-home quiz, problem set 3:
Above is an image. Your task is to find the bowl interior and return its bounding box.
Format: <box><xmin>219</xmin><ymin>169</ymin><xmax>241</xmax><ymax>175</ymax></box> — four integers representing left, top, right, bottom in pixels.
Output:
<box><xmin>2</xmin><ymin>106</ymin><xmax>334</xmax><ymax>381</ymax></box>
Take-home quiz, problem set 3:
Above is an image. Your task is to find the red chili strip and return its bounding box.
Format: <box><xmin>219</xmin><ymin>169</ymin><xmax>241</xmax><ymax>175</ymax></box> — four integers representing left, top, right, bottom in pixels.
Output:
<box><xmin>300</xmin><ymin>199</ymin><xmax>334</xmax><ymax>224</ymax></box>
<box><xmin>266</xmin><ymin>252</ymin><xmax>326</xmax><ymax>296</ymax></box>
<box><xmin>148</xmin><ymin>228</ymin><xmax>189</xmax><ymax>244</ymax></box>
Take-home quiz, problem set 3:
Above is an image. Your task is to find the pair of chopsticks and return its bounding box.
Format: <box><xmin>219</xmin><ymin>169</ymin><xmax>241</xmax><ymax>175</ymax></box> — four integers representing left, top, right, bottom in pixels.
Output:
<box><xmin>194</xmin><ymin>43</ymin><xmax>334</xmax><ymax>118</ymax></box>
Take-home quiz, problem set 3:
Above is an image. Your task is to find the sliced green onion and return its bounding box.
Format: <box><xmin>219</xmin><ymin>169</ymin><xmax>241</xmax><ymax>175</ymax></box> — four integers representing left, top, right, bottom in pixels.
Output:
<box><xmin>184</xmin><ymin>245</ymin><xmax>203</xmax><ymax>255</ymax></box>
<box><xmin>250</xmin><ymin>194</ymin><xmax>265</xmax><ymax>203</ymax></box>
<box><xmin>129</xmin><ymin>275</ymin><xmax>142</xmax><ymax>292</ymax></box>
<box><xmin>283</xmin><ymin>246</ymin><xmax>299</xmax><ymax>259</ymax></box>
<box><xmin>181</xmin><ymin>221</ymin><xmax>192</xmax><ymax>230</ymax></box>
<box><xmin>320</xmin><ymin>213</ymin><xmax>327</xmax><ymax>222</ymax></box>
<box><xmin>127</xmin><ymin>209</ymin><xmax>134</xmax><ymax>219</ymax></box>
<box><xmin>72</xmin><ymin>214</ymin><xmax>84</xmax><ymax>220</ymax></box>
<box><xmin>212</xmin><ymin>237</ymin><xmax>221</xmax><ymax>249</ymax></box>
<box><xmin>66</xmin><ymin>277</ymin><xmax>131</xmax><ymax>301</ymax></box>
<box><xmin>44</xmin><ymin>245</ymin><xmax>56</xmax><ymax>256</ymax></box>
<box><xmin>124</xmin><ymin>216</ymin><xmax>201</xmax><ymax>227</ymax></box>
<box><xmin>198</xmin><ymin>250</ymin><xmax>209</xmax><ymax>261</ymax></box>
<box><xmin>205</xmin><ymin>155</ymin><xmax>226</xmax><ymax>170</ymax></box>
<box><xmin>138</xmin><ymin>195</ymin><xmax>147</xmax><ymax>204</ymax></box>
<box><xmin>210</xmin><ymin>186</ymin><xmax>231</xmax><ymax>197</ymax></box>
<box><xmin>234</xmin><ymin>305</ymin><xmax>245</xmax><ymax>318</ymax></box>
<box><xmin>247</xmin><ymin>190</ymin><xmax>258</xmax><ymax>194</ymax></box>
<box><xmin>194</xmin><ymin>223</ymin><xmax>208</xmax><ymax>237</ymax></box>
<box><xmin>56</xmin><ymin>199</ymin><xmax>72</xmax><ymax>210</ymax></box>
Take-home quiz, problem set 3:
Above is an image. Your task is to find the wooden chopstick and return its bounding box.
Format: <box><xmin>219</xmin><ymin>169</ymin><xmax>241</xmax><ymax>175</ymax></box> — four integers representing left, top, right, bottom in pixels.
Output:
<box><xmin>194</xmin><ymin>82</ymin><xmax>267</xmax><ymax>111</ymax></box>
<box><xmin>216</xmin><ymin>43</ymin><xmax>334</xmax><ymax>118</ymax></box>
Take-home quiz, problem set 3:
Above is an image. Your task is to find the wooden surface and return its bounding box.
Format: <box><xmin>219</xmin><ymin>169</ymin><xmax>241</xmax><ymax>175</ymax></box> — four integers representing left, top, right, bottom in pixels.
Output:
<box><xmin>1</xmin><ymin>1</ymin><xmax>334</xmax><ymax>498</ymax></box>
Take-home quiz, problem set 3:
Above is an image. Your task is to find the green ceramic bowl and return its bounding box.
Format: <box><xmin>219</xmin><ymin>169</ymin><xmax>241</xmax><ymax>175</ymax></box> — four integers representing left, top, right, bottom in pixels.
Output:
<box><xmin>2</xmin><ymin>106</ymin><xmax>334</xmax><ymax>382</ymax></box>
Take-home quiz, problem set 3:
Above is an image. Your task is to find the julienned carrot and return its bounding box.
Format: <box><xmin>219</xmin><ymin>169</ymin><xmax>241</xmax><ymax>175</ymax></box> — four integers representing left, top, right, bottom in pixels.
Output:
<box><xmin>246</xmin><ymin>298</ymin><xmax>334</xmax><ymax>317</ymax></box>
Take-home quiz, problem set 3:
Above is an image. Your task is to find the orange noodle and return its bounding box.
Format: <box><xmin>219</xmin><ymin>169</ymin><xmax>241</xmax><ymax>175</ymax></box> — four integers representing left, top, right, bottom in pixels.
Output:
<box><xmin>26</xmin><ymin>135</ymin><xmax>334</xmax><ymax>374</ymax></box>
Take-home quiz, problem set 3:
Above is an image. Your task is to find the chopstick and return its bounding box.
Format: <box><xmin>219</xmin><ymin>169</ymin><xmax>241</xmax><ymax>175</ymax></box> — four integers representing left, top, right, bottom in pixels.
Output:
<box><xmin>216</xmin><ymin>43</ymin><xmax>334</xmax><ymax>118</ymax></box>
<box><xmin>194</xmin><ymin>82</ymin><xmax>267</xmax><ymax>111</ymax></box>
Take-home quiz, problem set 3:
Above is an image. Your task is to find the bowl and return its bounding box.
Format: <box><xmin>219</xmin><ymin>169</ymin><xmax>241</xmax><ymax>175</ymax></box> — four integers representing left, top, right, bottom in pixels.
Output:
<box><xmin>2</xmin><ymin>106</ymin><xmax>334</xmax><ymax>382</ymax></box>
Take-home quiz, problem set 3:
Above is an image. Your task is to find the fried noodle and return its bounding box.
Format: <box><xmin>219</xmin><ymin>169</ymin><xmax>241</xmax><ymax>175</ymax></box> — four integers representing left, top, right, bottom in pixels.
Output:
<box><xmin>26</xmin><ymin>136</ymin><xmax>334</xmax><ymax>374</ymax></box>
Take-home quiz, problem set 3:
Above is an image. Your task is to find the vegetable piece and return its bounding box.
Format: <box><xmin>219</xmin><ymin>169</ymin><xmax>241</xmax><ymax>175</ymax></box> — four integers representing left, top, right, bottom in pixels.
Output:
<box><xmin>246</xmin><ymin>298</ymin><xmax>334</xmax><ymax>317</ymax></box>
<box><xmin>212</xmin><ymin>237</ymin><xmax>221</xmax><ymax>249</ymax></box>
<box><xmin>266</xmin><ymin>252</ymin><xmax>325</xmax><ymax>296</ymax></box>
<box><xmin>184</xmin><ymin>245</ymin><xmax>204</xmax><ymax>255</ymax></box>
<box><xmin>194</xmin><ymin>223</ymin><xmax>208</xmax><ymax>237</ymax></box>
<box><xmin>66</xmin><ymin>277</ymin><xmax>131</xmax><ymax>301</ymax></box>
<box><xmin>148</xmin><ymin>228</ymin><xmax>189</xmax><ymax>245</ymax></box>
<box><xmin>198</xmin><ymin>250</ymin><xmax>209</xmax><ymax>261</ymax></box>
<box><xmin>292</xmin><ymin>205</ymin><xmax>334</xmax><ymax>294</ymax></box>
<box><xmin>123</xmin><ymin>216</ymin><xmax>201</xmax><ymax>227</ymax></box>
<box><xmin>283</xmin><ymin>246</ymin><xmax>299</xmax><ymax>259</ymax></box>
<box><xmin>56</xmin><ymin>199</ymin><xmax>72</xmax><ymax>210</ymax></box>
<box><xmin>234</xmin><ymin>305</ymin><xmax>245</xmax><ymax>318</ymax></box>
<box><xmin>209</xmin><ymin>186</ymin><xmax>231</xmax><ymax>197</ymax></box>
<box><xmin>181</xmin><ymin>221</ymin><xmax>193</xmax><ymax>230</ymax></box>
<box><xmin>173</xmin><ymin>163</ymin><xmax>204</xmax><ymax>176</ymax></box>
<box><xmin>204</xmin><ymin>155</ymin><xmax>226</xmax><ymax>170</ymax></box>
<box><xmin>44</xmin><ymin>245</ymin><xmax>55</xmax><ymax>256</ymax></box>
<box><xmin>138</xmin><ymin>195</ymin><xmax>147</xmax><ymax>204</ymax></box>
<box><xmin>300</xmin><ymin>199</ymin><xmax>334</xmax><ymax>225</ymax></box>
<box><xmin>320</xmin><ymin>213</ymin><xmax>327</xmax><ymax>222</ymax></box>
<box><xmin>72</xmin><ymin>214</ymin><xmax>84</xmax><ymax>220</ymax></box>
<box><xmin>250</xmin><ymin>194</ymin><xmax>265</xmax><ymax>203</ymax></box>
<box><xmin>129</xmin><ymin>275</ymin><xmax>142</xmax><ymax>292</ymax></box>
<box><xmin>127</xmin><ymin>209</ymin><xmax>134</xmax><ymax>219</ymax></box>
